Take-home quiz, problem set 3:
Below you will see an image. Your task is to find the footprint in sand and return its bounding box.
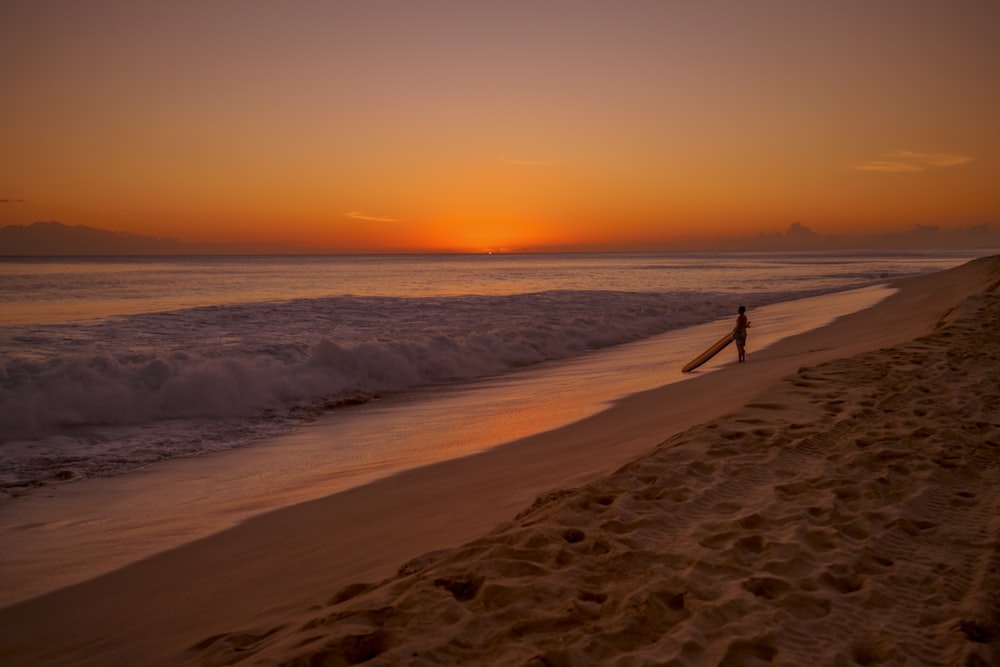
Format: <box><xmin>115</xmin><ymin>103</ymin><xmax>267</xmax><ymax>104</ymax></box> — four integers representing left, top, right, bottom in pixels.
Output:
<box><xmin>742</xmin><ymin>576</ymin><xmax>792</xmax><ymax>600</ymax></box>
<box><xmin>717</xmin><ymin>634</ymin><xmax>778</xmax><ymax>667</ymax></box>
<box><xmin>818</xmin><ymin>567</ymin><xmax>865</xmax><ymax>595</ymax></box>
<box><xmin>774</xmin><ymin>481</ymin><xmax>812</xmax><ymax>499</ymax></box>
<box><xmin>687</xmin><ymin>460</ymin><xmax>717</xmax><ymax>477</ymax></box>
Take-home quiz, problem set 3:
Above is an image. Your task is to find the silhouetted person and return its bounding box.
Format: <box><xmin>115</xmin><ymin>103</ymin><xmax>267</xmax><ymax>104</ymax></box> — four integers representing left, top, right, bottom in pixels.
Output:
<box><xmin>735</xmin><ymin>305</ymin><xmax>750</xmax><ymax>362</ymax></box>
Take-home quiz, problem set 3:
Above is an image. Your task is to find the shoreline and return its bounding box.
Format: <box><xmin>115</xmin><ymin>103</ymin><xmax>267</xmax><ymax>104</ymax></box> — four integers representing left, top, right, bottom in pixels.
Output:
<box><xmin>1</xmin><ymin>256</ymin><xmax>998</xmax><ymax>665</ymax></box>
<box><xmin>0</xmin><ymin>284</ymin><xmax>894</xmax><ymax>608</ymax></box>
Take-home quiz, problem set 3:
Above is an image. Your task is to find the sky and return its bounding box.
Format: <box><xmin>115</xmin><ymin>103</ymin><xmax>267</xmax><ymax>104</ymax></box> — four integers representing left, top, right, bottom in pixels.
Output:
<box><xmin>2</xmin><ymin>0</ymin><xmax>999</xmax><ymax>253</ymax></box>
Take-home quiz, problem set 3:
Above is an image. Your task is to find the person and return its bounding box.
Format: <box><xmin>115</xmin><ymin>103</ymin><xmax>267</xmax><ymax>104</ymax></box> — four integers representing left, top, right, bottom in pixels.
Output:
<box><xmin>734</xmin><ymin>305</ymin><xmax>750</xmax><ymax>362</ymax></box>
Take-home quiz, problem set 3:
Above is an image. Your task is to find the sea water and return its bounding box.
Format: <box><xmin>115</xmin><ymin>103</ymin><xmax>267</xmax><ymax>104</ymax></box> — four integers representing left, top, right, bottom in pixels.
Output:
<box><xmin>0</xmin><ymin>250</ymin><xmax>984</xmax><ymax>495</ymax></box>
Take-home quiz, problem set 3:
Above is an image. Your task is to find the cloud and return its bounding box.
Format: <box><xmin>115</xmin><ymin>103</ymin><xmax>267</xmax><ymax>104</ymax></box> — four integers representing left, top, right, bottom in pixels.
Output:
<box><xmin>0</xmin><ymin>199</ymin><xmax>27</xmax><ymax>203</ymax></box>
<box><xmin>853</xmin><ymin>150</ymin><xmax>973</xmax><ymax>172</ymax></box>
<box><xmin>344</xmin><ymin>211</ymin><xmax>397</xmax><ymax>223</ymax></box>
<box><xmin>785</xmin><ymin>221</ymin><xmax>818</xmax><ymax>239</ymax></box>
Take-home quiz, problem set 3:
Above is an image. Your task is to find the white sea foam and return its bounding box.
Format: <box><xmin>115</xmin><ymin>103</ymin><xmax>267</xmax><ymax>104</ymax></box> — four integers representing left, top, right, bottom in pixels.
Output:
<box><xmin>1</xmin><ymin>291</ymin><xmax>748</xmax><ymax>432</ymax></box>
<box><xmin>0</xmin><ymin>289</ymin><xmax>812</xmax><ymax>487</ymax></box>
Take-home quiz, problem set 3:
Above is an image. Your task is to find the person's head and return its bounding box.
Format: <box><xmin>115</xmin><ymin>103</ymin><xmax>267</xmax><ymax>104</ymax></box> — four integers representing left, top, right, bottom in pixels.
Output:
<box><xmin>738</xmin><ymin>306</ymin><xmax>746</xmax><ymax>314</ymax></box>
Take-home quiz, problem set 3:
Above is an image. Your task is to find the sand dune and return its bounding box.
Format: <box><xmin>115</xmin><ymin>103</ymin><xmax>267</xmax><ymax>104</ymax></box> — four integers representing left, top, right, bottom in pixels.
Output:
<box><xmin>2</xmin><ymin>257</ymin><xmax>998</xmax><ymax>666</ymax></box>
<box><xmin>189</xmin><ymin>265</ymin><xmax>1000</xmax><ymax>665</ymax></box>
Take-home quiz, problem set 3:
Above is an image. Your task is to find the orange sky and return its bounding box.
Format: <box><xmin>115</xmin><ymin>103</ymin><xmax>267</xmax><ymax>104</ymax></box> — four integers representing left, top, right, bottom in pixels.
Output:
<box><xmin>2</xmin><ymin>1</ymin><xmax>998</xmax><ymax>253</ymax></box>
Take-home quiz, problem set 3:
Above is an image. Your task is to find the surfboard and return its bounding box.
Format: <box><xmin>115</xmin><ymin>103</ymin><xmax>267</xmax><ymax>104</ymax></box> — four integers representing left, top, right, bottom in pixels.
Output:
<box><xmin>681</xmin><ymin>330</ymin><xmax>735</xmax><ymax>373</ymax></box>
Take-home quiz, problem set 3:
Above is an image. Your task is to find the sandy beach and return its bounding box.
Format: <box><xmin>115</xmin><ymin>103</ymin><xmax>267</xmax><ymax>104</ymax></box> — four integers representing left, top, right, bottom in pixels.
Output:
<box><xmin>2</xmin><ymin>255</ymin><xmax>999</xmax><ymax>666</ymax></box>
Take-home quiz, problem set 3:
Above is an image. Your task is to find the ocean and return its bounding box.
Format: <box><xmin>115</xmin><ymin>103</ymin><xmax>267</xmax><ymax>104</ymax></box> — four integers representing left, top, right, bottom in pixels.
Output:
<box><xmin>0</xmin><ymin>250</ymin><xmax>985</xmax><ymax>497</ymax></box>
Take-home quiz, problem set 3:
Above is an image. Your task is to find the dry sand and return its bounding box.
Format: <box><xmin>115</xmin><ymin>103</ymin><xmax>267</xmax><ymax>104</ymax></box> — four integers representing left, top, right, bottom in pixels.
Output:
<box><xmin>1</xmin><ymin>256</ymin><xmax>998</xmax><ymax>666</ymax></box>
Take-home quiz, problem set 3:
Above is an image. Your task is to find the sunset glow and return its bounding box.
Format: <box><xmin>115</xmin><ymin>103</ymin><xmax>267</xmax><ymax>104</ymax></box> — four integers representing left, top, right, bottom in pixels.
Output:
<box><xmin>3</xmin><ymin>1</ymin><xmax>999</xmax><ymax>252</ymax></box>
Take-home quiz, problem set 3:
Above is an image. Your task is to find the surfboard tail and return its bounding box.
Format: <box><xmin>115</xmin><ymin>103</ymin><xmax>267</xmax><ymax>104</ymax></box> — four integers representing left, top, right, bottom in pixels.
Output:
<box><xmin>682</xmin><ymin>332</ymin><xmax>736</xmax><ymax>373</ymax></box>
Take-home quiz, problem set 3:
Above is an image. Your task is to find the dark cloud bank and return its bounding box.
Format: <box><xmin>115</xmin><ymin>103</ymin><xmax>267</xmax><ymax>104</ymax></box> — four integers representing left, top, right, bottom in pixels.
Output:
<box><xmin>668</xmin><ymin>221</ymin><xmax>1000</xmax><ymax>252</ymax></box>
<box><xmin>1</xmin><ymin>220</ymin><xmax>999</xmax><ymax>255</ymax></box>
<box><xmin>0</xmin><ymin>222</ymin><xmax>310</xmax><ymax>255</ymax></box>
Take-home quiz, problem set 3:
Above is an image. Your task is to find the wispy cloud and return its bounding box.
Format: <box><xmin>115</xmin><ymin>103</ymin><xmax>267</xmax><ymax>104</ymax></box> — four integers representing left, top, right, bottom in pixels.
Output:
<box><xmin>0</xmin><ymin>199</ymin><xmax>27</xmax><ymax>203</ymax></box>
<box><xmin>853</xmin><ymin>150</ymin><xmax>973</xmax><ymax>173</ymax></box>
<box><xmin>344</xmin><ymin>211</ymin><xmax>397</xmax><ymax>223</ymax></box>
<box><xmin>499</xmin><ymin>156</ymin><xmax>550</xmax><ymax>166</ymax></box>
